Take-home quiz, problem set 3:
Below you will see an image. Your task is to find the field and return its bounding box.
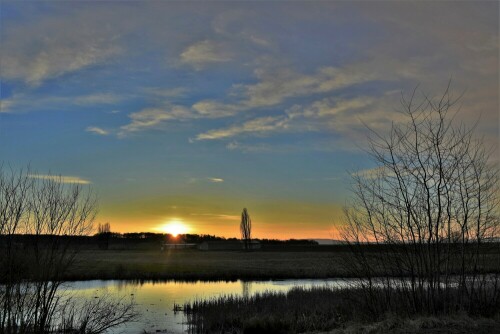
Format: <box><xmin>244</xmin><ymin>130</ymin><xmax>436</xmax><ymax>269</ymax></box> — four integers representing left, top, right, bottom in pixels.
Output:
<box><xmin>70</xmin><ymin>249</ymin><xmax>343</xmax><ymax>281</ymax></box>
<box><xmin>68</xmin><ymin>245</ymin><xmax>500</xmax><ymax>281</ymax></box>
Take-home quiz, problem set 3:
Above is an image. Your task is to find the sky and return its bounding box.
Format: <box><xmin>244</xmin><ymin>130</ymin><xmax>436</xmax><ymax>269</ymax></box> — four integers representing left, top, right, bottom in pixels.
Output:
<box><xmin>0</xmin><ymin>1</ymin><xmax>498</xmax><ymax>239</ymax></box>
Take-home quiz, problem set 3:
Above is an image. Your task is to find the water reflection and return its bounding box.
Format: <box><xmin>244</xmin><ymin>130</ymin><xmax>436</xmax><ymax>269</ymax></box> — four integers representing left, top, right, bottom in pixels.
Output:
<box><xmin>65</xmin><ymin>279</ymin><xmax>339</xmax><ymax>334</ymax></box>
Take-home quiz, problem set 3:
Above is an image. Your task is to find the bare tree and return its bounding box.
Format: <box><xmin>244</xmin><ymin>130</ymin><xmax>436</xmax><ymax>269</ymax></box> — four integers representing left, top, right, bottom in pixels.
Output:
<box><xmin>341</xmin><ymin>84</ymin><xmax>500</xmax><ymax>316</ymax></box>
<box><xmin>240</xmin><ymin>208</ymin><xmax>252</xmax><ymax>250</ymax></box>
<box><xmin>0</xmin><ymin>167</ymin><xmax>136</xmax><ymax>333</ymax></box>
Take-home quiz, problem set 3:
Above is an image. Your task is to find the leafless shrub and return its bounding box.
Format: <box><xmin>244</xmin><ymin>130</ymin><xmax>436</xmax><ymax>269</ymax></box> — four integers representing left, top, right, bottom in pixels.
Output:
<box><xmin>341</xmin><ymin>84</ymin><xmax>500</xmax><ymax>316</ymax></box>
<box><xmin>0</xmin><ymin>167</ymin><xmax>136</xmax><ymax>333</ymax></box>
<box><xmin>58</xmin><ymin>294</ymin><xmax>137</xmax><ymax>334</ymax></box>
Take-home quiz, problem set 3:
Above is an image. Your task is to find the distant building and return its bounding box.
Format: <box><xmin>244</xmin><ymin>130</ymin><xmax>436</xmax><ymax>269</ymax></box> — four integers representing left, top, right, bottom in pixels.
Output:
<box><xmin>161</xmin><ymin>242</ymin><xmax>197</xmax><ymax>251</ymax></box>
<box><xmin>197</xmin><ymin>240</ymin><xmax>261</xmax><ymax>251</ymax></box>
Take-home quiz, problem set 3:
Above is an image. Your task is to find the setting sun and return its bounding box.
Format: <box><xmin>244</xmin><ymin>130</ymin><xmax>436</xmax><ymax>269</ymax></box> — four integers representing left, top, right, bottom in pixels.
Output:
<box><xmin>161</xmin><ymin>219</ymin><xmax>189</xmax><ymax>237</ymax></box>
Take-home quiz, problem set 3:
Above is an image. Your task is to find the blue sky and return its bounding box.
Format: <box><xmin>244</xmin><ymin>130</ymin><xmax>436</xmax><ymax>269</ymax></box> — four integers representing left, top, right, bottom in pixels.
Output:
<box><xmin>0</xmin><ymin>1</ymin><xmax>498</xmax><ymax>238</ymax></box>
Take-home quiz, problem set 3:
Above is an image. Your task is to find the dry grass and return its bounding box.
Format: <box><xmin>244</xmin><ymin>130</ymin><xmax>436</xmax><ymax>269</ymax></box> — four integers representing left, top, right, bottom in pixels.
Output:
<box><xmin>326</xmin><ymin>315</ymin><xmax>500</xmax><ymax>334</ymax></box>
<box><xmin>184</xmin><ymin>287</ymin><xmax>356</xmax><ymax>334</ymax></box>
<box><xmin>183</xmin><ymin>287</ymin><xmax>500</xmax><ymax>334</ymax></box>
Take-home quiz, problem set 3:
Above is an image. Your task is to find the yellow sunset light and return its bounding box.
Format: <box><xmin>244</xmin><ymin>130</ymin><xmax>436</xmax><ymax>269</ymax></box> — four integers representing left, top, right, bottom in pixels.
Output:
<box><xmin>161</xmin><ymin>219</ymin><xmax>189</xmax><ymax>237</ymax></box>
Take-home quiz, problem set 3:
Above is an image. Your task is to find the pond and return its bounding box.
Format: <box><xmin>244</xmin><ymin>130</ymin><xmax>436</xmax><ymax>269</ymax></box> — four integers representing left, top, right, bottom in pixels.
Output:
<box><xmin>64</xmin><ymin>279</ymin><xmax>353</xmax><ymax>334</ymax></box>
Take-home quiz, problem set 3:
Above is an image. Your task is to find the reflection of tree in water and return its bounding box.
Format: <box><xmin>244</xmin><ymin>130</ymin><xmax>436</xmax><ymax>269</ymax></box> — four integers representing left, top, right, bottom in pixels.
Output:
<box><xmin>241</xmin><ymin>281</ymin><xmax>252</xmax><ymax>299</ymax></box>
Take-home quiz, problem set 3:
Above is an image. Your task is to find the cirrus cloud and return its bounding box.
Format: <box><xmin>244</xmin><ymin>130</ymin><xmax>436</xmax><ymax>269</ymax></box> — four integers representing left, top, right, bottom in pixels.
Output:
<box><xmin>180</xmin><ymin>40</ymin><xmax>232</xmax><ymax>69</ymax></box>
<box><xmin>86</xmin><ymin>126</ymin><xmax>109</xmax><ymax>136</ymax></box>
<box><xmin>1</xmin><ymin>14</ymin><xmax>123</xmax><ymax>85</ymax></box>
<box><xmin>28</xmin><ymin>174</ymin><xmax>91</xmax><ymax>185</ymax></box>
<box><xmin>195</xmin><ymin>116</ymin><xmax>289</xmax><ymax>141</ymax></box>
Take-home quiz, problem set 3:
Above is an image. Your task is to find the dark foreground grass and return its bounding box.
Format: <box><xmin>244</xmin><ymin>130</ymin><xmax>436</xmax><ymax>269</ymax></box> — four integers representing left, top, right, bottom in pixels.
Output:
<box><xmin>183</xmin><ymin>287</ymin><xmax>500</xmax><ymax>334</ymax></box>
<box><xmin>327</xmin><ymin>316</ymin><xmax>500</xmax><ymax>334</ymax></box>
<box><xmin>184</xmin><ymin>287</ymin><xmax>357</xmax><ymax>334</ymax></box>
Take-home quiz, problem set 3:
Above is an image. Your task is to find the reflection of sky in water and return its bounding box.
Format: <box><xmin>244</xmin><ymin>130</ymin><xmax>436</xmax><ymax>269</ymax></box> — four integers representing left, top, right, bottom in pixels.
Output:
<box><xmin>65</xmin><ymin>279</ymin><xmax>351</xmax><ymax>334</ymax></box>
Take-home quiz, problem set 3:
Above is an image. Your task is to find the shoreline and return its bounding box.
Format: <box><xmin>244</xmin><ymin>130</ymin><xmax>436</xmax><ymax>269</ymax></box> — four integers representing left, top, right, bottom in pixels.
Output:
<box><xmin>13</xmin><ymin>272</ymin><xmax>500</xmax><ymax>284</ymax></box>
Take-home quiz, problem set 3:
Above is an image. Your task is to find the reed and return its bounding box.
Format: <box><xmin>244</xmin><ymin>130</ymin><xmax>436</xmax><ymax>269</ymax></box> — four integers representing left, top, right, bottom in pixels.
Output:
<box><xmin>183</xmin><ymin>285</ymin><xmax>500</xmax><ymax>334</ymax></box>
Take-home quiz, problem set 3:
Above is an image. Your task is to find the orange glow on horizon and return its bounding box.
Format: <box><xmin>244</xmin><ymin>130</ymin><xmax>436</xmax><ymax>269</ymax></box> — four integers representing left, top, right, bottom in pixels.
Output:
<box><xmin>158</xmin><ymin>219</ymin><xmax>189</xmax><ymax>237</ymax></box>
<box><xmin>102</xmin><ymin>218</ymin><xmax>337</xmax><ymax>240</ymax></box>
<box><xmin>99</xmin><ymin>199</ymin><xmax>344</xmax><ymax>239</ymax></box>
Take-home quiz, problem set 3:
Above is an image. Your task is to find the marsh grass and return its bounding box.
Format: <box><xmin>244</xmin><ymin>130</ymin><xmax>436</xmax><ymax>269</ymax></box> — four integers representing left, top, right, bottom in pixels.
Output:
<box><xmin>184</xmin><ymin>287</ymin><xmax>375</xmax><ymax>334</ymax></box>
<box><xmin>183</xmin><ymin>285</ymin><xmax>500</xmax><ymax>334</ymax></box>
<box><xmin>329</xmin><ymin>315</ymin><xmax>500</xmax><ymax>334</ymax></box>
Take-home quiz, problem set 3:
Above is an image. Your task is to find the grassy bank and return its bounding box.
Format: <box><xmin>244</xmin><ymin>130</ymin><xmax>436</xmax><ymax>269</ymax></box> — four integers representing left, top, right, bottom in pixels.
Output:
<box><xmin>65</xmin><ymin>248</ymin><xmax>500</xmax><ymax>281</ymax></box>
<box><xmin>183</xmin><ymin>287</ymin><xmax>500</xmax><ymax>334</ymax></box>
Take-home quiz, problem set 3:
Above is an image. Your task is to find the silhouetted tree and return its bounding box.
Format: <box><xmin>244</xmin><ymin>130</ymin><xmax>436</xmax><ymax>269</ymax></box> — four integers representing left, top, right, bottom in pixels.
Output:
<box><xmin>97</xmin><ymin>222</ymin><xmax>111</xmax><ymax>250</ymax></box>
<box><xmin>240</xmin><ymin>208</ymin><xmax>252</xmax><ymax>250</ymax></box>
<box><xmin>0</xmin><ymin>168</ymin><xmax>136</xmax><ymax>333</ymax></box>
<box><xmin>341</xmin><ymin>84</ymin><xmax>500</xmax><ymax>316</ymax></box>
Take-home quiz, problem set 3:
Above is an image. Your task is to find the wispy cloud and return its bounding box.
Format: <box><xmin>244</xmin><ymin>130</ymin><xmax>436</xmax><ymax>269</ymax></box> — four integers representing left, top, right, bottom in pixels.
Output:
<box><xmin>143</xmin><ymin>87</ymin><xmax>188</xmax><ymax>98</ymax></box>
<box><xmin>86</xmin><ymin>126</ymin><xmax>109</xmax><ymax>136</ymax></box>
<box><xmin>169</xmin><ymin>65</ymin><xmax>378</xmax><ymax>121</ymax></box>
<box><xmin>0</xmin><ymin>95</ymin><xmax>22</xmax><ymax>113</ymax></box>
<box><xmin>189</xmin><ymin>213</ymin><xmax>239</xmax><ymax>221</ymax></box>
<box><xmin>226</xmin><ymin>141</ymin><xmax>273</xmax><ymax>153</ymax></box>
<box><xmin>195</xmin><ymin>116</ymin><xmax>289</xmax><ymax>141</ymax></box>
<box><xmin>208</xmin><ymin>177</ymin><xmax>224</xmax><ymax>183</ymax></box>
<box><xmin>121</xmin><ymin>63</ymin><xmax>385</xmax><ymax>138</ymax></box>
<box><xmin>0</xmin><ymin>92</ymin><xmax>125</xmax><ymax>114</ymax></box>
<box><xmin>28</xmin><ymin>174</ymin><xmax>91</xmax><ymax>184</ymax></box>
<box><xmin>119</xmin><ymin>106</ymin><xmax>194</xmax><ymax>135</ymax></box>
<box><xmin>180</xmin><ymin>40</ymin><xmax>232</xmax><ymax>69</ymax></box>
<box><xmin>188</xmin><ymin>177</ymin><xmax>225</xmax><ymax>184</ymax></box>
<box><xmin>193</xmin><ymin>95</ymin><xmax>381</xmax><ymax>142</ymax></box>
<box><xmin>104</xmin><ymin>65</ymin><xmax>385</xmax><ymax>138</ymax></box>
<box><xmin>119</xmin><ymin>101</ymin><xmax>243</xmax><ymax>135</ymax></box>
<box><xmin>287</xmin><ymin>96</ymin><xmax>376</xmax><ymax>119</ymax></box>
<box><xmin>0</xmin><ymin>99</ymin><xmax>15</xmax><ymax>113</ymax></box>
<box><xmin>74</xmin><ymin>93</ymin><xmax>123</xmax><ymax>105</ymax></box>
<box><xmin>282</xmin><ymin>91</ymin><xmax>407</xmax><ymax>145</ymax></box>
<box><xmin>235</xmin><ymin>66</ymin><xmax>377</xmax><ymax>108</ymax></box>
<box><xmin>3</xmin><ymin>2</ymin><xmax>495</xmax><ymax>154</ymax></box>
<box><xmin>192</xmin><ymin>100</ymin><xmax>243</xmax><ymax>118</ymax></box>
<box><xmin>2</xmin><ymin>13</ymin><xmax>123</xmax><ymax>85</ymax></box>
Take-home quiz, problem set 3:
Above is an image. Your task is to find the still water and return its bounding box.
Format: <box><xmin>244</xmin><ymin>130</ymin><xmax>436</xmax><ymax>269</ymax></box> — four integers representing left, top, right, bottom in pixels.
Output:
<box><xmin>63</xmin><ymin>279</ymin><xmax>350</xmax><ymax>334</ymax></box>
